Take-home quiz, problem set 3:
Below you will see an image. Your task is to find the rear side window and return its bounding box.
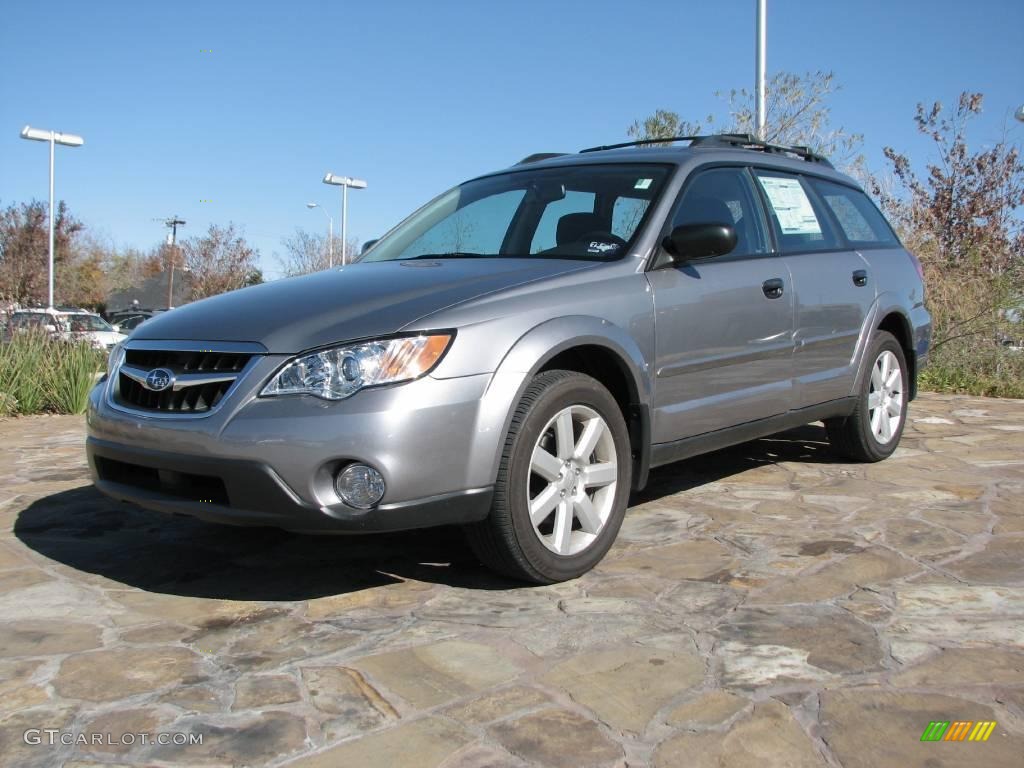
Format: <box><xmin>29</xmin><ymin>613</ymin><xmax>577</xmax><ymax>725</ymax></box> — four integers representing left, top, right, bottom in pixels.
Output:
<box><xmin>754</xmin><ymin>170</ymin><xmax>841</xmax><ymax>253</ymax></box>
<box><xmin>808</xmin><ymin>178</ymin><xmax>899</xmax><ymax>247</ymax></box>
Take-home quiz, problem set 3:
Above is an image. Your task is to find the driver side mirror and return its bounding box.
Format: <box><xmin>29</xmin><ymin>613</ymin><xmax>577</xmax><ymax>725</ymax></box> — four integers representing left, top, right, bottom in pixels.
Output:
<box><xmin>662</xmin><ymin>223</ymin><xmax>737</xmax><ymax>262</ymax></box>
<box><xmin>361</xmin><ymin>239</ymin><xmax>379</xmax><ymax>255</ymax></box>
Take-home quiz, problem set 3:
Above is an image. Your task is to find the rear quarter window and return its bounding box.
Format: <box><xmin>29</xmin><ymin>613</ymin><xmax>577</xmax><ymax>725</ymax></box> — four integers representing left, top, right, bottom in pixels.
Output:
<box><xmin>807</xmin><ymin>178</ymin><xmax>899</xmax><ymax>248</ymax></box>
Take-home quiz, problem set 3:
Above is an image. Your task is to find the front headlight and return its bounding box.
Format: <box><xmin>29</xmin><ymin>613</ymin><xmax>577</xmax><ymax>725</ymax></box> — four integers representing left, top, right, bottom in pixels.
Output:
<box><xmin>106</xmin><ymin>341</ymin><xmax>125</xmax><ymax>378</ymax></box>
<box><xmin>260</xmin><ymin>333</ymin><xmax>453</xmax><ymax>401</ymax></box>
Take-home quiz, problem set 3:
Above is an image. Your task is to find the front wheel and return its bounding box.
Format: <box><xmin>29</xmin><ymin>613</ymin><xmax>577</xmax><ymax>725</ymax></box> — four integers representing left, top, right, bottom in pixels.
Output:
<box><xmin>826</xmin><ymin>331</ymin><xmax>909</xmax><ymax>462</ymax></box>
<box><xmin>464</xmin><ymin>370</ymin><xmax>632</xmax><ymax>584</ymax></box>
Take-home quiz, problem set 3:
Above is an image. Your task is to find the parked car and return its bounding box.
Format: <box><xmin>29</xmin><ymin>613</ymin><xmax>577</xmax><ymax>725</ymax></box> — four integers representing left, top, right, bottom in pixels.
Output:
<box><xmin>4</xmin><ymin>310</ymin><xmax>57</xmax><ymax>341</ymax></box>
<box><xmin>9</xmin><ymin>308</ymin><xmax>126</xmax><ymax>350</ymax></box>
<box><xmin>87</xmin><ymin>134</ymin><xmax>931</xmax><ymax>583</ymax></box>
<box><xmin>107</xmin><ymin>307</ymin><xmax>158</xmax><ymax>328</ymax></box>
<box><xmin>115</xmin><ymin>314</ymin><xmax>152</xmax><ymax>333</ymax></box>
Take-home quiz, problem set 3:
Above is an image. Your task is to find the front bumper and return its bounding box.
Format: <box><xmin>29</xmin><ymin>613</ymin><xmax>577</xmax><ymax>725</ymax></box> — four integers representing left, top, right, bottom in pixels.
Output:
<box><xmin>87</xmin><ymin>349</ymin><xmax>503</xmax><ymax>533</ymax></box>
<box><xmin>87</xmin><ymin>437</ymin><xmax>491</xmax><ymax>533</ymax></box>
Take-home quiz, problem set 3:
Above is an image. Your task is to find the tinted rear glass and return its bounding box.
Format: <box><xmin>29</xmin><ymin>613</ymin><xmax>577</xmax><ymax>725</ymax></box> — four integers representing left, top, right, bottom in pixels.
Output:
<box><xmin>808</xmin><ymin>178</ymin><xmax>899</xmax><ymax>247</ymax></box>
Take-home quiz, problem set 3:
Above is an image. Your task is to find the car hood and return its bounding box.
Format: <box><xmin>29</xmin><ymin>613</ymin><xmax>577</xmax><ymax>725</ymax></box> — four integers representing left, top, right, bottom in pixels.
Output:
<box><xmin>131</xmin><ymin>259</ymin><xmax>594</xmax><ymax>353</ymax></box>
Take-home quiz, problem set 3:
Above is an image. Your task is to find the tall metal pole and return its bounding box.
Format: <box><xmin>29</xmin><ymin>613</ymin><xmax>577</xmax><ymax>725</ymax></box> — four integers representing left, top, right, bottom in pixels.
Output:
<box><xmin>341</xmin><ymin>184</ymin><xmax>349</xmax><ymax>266</ymax></box>
<box><xmin>328</xmin><ymin>217</ymin><xmax>334</xmax><ymax>268</ymax></box>
<box><xmin>48</xmin><ymin>133</ymin><xmax>55</xmax><ymax>308</ymax></box>
<box><xmin>755</xmin><ymin>0</ymin><xmax>767</xmax><ymax>140</ymax></box>
<box><xmin>20</xmin><ymin>126</ymin><xmax>83</xmax><ymax>308</ymax></box>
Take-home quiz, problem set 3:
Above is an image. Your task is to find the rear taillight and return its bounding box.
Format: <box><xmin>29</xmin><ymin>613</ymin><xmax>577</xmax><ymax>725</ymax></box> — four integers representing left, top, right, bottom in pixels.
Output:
<box><xmin>907</xmin><ymin>250</ymin><xmax>925</xmax><ymax>297</ymax></box>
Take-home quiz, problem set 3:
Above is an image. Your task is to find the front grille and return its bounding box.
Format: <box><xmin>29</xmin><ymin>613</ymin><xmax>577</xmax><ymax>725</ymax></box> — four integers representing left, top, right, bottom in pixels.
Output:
<box><xmin>117</xmin><ymin>375</ymin><xmax>234</xmax><ymax>413</ymax></box>
<box><xmin>114</xmin><ymin>348</ymin><xmax>254</xmax><ymax>414</ymax></box>
<box><xmin>96</xmin><ymin>457</ymin><xmax>230</xmax><ymax>505</ymax></box>
<box><xmin>125</xmin><ymin>349</ymin><xmax>251</xmax><ymax>373</ymax></box>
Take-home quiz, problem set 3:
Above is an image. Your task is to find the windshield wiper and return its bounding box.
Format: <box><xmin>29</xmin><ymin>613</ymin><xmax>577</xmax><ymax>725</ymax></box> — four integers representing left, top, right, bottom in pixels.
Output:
<box><xmin>406</xmin><ymin>252</ymin><xmax>493</xmax><ymax>260</ymax></box>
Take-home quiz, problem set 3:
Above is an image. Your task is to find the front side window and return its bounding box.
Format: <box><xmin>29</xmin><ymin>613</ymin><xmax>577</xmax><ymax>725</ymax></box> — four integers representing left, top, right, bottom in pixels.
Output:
<box><xmin>361</xmin><ymin>164</ymin><xmax>670</xmax><ymax>262</ymax></box>
<box><xmin>671</xmin><ymin>167</ymin><xmax>770</xmax><ymax>256</ymax></box>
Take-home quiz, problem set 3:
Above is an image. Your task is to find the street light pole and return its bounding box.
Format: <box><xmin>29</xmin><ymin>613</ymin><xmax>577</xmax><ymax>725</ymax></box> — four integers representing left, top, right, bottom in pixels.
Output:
<box><xmin>48</xmin><ymin>134</ymin><xmax>55</xmax><ymax>308</ymax></box>
<box><xmin>306</xmin><ymin>203</ymin><xmax>334</xmax><ymax>267</ymax></box>
<box><xmin>755</xmin><ymin>0</ymin><xmax>767</xmax><ymax>140</ymax></box>
<box><xmin>323</xmin><ymin>173</ymin><xmax>368</xmax><ymax>265</ymax></box>
<box><xmin>20</xmin><ymin>125</ymin><xmax>84</xmax><ymax>308</ymax></box>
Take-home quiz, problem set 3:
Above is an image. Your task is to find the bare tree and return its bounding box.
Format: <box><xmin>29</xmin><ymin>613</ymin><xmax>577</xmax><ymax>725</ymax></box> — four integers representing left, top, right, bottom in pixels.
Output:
<box><xmin>872</xmin><ymin>92</ymin><xmax>1024</xmax><ymax>355</ymax></box>
<box><xmin>181</xmin><ymin>224</ymin><xmax>262</xmax><ymax>300</ymax></box>
<box><xmin>276</xmin><ymin>229</ymin><xmax>359</xmax><ymax>276</ymax></box>
<box><xmin>0</xmin><ymin>200</ymin><xmax>84</xmax><ymax>305</ymax></box>
<box><xmin>873</xmin><ymin>92</ymin><xmax>1023</xmax><ymax>276</ymax></box>
<box><xmin>57</xmin><ymin>231</ymin><xmax>109</xmax><ymax>309</ymax></box>
<box><xmin>627</xmin><ymin>71</ymin><xmax>863</xmax><ymax>171</ymax></box>
<box><xmin>277</xmin><ymin>229</ymin><xmax>329</xmax><ymax>276</ymax></box>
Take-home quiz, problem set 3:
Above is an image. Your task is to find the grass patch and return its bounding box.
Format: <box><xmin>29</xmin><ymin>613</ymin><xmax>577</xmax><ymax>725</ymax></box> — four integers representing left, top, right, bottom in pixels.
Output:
<box><xmin>920</xmin><ymin>343</ymin><xmax>1024</xmax><ymax>399</ymax></box>
<box><xmin>0</xmin><ymin>332</ymin><xmax>104</xmax><ymax>415</ymax></box>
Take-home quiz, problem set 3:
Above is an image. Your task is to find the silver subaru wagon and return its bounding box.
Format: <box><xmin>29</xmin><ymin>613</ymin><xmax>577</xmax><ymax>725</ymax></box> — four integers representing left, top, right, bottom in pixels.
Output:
<box><xmin>87</xmin><ymin>134</ymin><xmax>931</xmax><ymax>583</ymax></box>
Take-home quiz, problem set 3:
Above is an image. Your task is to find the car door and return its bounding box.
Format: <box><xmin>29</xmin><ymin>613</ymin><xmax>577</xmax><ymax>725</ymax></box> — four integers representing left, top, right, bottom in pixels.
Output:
<box><xmin>647</xmin><ymin>166</ymin><xmax>795</xmax><ymax>442</ymax></box>
<box><xmin>752</xmin><ymin>170</ymin><xmax>877</xmax><ymax>408</ymax></box>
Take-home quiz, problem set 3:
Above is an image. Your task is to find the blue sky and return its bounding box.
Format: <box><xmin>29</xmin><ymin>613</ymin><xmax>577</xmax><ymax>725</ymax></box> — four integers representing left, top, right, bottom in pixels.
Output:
<box><xmin>1</xmin><ymin>0</ymin><xmax>1021</xmax><ymax>279</ymax></box>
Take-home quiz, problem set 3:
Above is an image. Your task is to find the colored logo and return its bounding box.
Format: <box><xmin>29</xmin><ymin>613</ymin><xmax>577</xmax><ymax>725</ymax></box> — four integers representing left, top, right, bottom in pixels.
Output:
<box><xmin>144</xmin><ymin>368</ymin><xmax>175</xmax><ymax>392</ymax></box>
<box><xmin>920</xmin><ymin>720</ymin><xmax>997</xmax><ymax>742</ymax></box>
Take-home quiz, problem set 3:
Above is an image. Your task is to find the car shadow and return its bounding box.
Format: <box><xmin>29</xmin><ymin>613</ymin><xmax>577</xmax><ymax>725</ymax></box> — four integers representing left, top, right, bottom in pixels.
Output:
<box><xmin>14</xmin><ymin>425</ymin><xmax>835</xmax><ymax>600</ymax></box>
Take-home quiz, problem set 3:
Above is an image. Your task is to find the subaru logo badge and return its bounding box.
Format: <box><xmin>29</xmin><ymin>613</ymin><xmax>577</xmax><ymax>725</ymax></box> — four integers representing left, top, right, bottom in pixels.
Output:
<box><xmin>144</xmin><ymin>368</ymin><xmax>174</xmax><ymax>392</ymax></box>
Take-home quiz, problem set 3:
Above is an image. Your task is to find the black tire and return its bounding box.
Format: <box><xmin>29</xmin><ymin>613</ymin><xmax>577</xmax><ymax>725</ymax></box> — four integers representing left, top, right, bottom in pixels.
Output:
<box><xmin>826</xmin><ymin>331</ymin><xmax>909</xmax><ymax>462</ymax></box>
<box><xmin>464</xmin><ymin>370</ymin><xmax>632</xmax><ymax>584</ymax></box>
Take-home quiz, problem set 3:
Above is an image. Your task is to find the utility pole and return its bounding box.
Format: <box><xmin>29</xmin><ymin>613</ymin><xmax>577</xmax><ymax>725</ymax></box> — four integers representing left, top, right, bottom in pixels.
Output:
<box><xmin>755</xmin><ymin>0</ymin><xmax>767</xmax><ymax>140</ymax></box>
<box><xmin>156</xmin><ymin>217</ymin><xmax>186</xmax><ymax>309</ymax></box>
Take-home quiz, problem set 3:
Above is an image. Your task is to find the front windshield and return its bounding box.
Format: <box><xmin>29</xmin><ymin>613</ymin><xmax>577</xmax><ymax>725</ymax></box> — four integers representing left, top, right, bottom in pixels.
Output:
<box><xmin>65</xmin><ymin>314</ymin><xmax>113</xmax><ymax>333</ymax></box>
<box><xmin>361</xmin><ymin>164</ymin><xmax>670</xmax><ymax>262</ymax></box>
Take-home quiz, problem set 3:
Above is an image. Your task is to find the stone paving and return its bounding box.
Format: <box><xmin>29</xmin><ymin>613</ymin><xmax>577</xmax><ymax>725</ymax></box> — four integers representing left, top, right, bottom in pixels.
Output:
<box><xmin>0</xmin><ymin>392</ymin><xmax>1022</xmax><ymax>767</ymax></box>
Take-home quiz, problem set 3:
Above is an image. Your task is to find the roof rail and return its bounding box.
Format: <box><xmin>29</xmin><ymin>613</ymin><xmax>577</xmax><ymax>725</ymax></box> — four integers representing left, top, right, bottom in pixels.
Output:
<box><xmin>579</xmin><ymin>136</ymin><xmax>702</xmax><ymax>153</ymax></box>
<box><xmin>516</xmin><ymin>152</ymin><xmax>569</xmax><ymax>165</ymax></box>
<box><xmin>579</xmin><ymin>133</ymin><xmax>833</xmax><ymax>168</ymax></box>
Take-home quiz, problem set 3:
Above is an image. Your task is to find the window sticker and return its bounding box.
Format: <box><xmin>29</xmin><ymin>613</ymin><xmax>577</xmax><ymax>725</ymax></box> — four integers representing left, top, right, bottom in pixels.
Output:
<box><xmin>634</xmin><ymin>177</ymin><xmax>653</xmax><ymax>190</ymax></box>
<box><xmin>758</xmin><ymin>176</ymin><xmax>822</xmax><ymax>235</ymax></box>
<box><xmin>587</xmin><ymin>240</ymin><xmax>619</xmax><ymax>254</ymax></box>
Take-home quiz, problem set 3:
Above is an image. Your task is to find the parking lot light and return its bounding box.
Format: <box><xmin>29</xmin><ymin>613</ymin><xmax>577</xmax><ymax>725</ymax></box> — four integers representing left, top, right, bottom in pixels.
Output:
<box><xmin>322</xmin><ymin>173</ymin><xmax>368</xmax><ymax>265</ymax></box>
<box><xmin>19</xmin><ymin>125</ymin><xmax>85</xmax><ymax>308</ymax></box>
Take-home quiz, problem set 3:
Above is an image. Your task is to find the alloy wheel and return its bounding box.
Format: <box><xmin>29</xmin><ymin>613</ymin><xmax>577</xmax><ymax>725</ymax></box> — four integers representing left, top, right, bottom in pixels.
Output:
<box><xmin>527</xmin><ymin>404</ymin><xmax>618</xmax><ymax>556</ymax></box>
<box><xmin>868</xmin><ymin>350</ymin><xmax>903</xmax><ymax>444</ymax></box>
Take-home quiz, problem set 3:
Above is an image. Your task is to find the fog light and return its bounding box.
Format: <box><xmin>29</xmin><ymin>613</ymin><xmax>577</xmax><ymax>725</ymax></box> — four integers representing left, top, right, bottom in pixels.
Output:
<box><xmin>335</xmin><ymin>464</ymin><xmax>386</xmax><ymax>509</ymax></box>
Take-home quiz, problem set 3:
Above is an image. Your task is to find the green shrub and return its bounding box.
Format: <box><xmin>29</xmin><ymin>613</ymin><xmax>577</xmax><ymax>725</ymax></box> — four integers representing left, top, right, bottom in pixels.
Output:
<box><xmin>0</xmin><ymin>333</ymin><xmax>104</xmax><ymax>416</ymax></box>
<box><xmin>44</xmin><ymin>340</ymin><xmax>105</xmax><ymax>414</ymax></box>
<box><xmin>920</xmin><ymin>342</ymin><xmax>1024</xmax><ymax>399</ymax></box>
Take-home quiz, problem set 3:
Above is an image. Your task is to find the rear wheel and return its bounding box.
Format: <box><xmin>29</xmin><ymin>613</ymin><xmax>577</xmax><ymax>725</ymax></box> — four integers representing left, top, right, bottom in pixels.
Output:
<box><xmin>465</xmin><ymin>370</ymin><xmax>631</xmax><ymax>584</ymax></box>
<box><xmin>826</xmin><ymin>331</ymin><xmax>908</xmax><ymax>462</ymax></box>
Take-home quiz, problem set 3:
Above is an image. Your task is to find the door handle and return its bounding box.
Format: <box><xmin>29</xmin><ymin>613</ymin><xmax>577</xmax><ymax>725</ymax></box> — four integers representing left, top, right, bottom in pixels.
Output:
<box><xmin>852</xmin><ymin>269</ymin><xmax>868</xmax><ymax>287</ymax></box>
<box><xmin>762</xmin><ymin>278</ymin><xmax>785</xmax><ymax>299</ymax></box>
